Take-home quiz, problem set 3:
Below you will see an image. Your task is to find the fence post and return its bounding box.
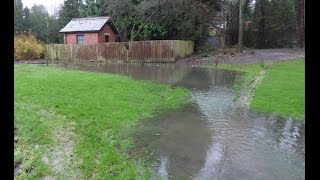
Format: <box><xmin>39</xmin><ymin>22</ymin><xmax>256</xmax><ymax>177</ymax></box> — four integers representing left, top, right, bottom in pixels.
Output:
<box><xmin>96</xmin><ymin>44</ymin><xmax>99</xmax><ymax>61</ymax></box>
<box><xmin>45</xmin><ymin>45</ymin><xmax>48</xmax><ymax>66</ymax></box>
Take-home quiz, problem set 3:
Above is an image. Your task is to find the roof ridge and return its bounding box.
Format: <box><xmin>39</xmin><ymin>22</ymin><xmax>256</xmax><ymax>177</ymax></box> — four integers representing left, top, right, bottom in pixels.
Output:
<box><xmin>72</xmin><ymin>16</ymin><xmax>110</xmax><ymax>21</ymax></box>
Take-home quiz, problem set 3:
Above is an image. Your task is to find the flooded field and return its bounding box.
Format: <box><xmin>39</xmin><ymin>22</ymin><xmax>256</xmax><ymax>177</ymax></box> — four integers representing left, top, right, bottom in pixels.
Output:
<box><xmin>60</xmin><ymin>63</ymin><xmax>305</xmax><ymax>179</ymax></box>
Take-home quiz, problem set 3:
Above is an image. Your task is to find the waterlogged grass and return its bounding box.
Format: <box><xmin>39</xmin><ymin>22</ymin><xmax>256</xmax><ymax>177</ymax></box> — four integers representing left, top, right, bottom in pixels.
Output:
<box><xmin>216</xmin><ymin>59</ymin><xmax>305</xmax><ymax>120</ymax></box>
<box><xmin>217</xmin><ymin>62</ymin><xmax>269</xmax><ymax>98</ymax></box>
<box><xmin>14</xmin><ymin>65</ymin><xmax>190</xmax><ymax>179</ymax></box>
<box><xmin>14</xmin><ymin>102</ymin><xmax>52</xmax><ymax>179</ymax></box>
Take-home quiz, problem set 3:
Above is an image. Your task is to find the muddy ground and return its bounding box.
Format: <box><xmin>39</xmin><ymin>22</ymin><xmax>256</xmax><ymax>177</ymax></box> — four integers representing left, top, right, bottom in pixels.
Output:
<box><xmin>176</xmin><ymin>48</ymin><xmax>305</xmax><ymax>66</ymax></box>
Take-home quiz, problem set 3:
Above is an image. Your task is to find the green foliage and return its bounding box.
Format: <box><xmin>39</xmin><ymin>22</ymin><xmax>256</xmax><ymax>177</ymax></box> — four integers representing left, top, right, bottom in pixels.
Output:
<box><xmin>14</xmin><ymin>0</ymin><xmax>82</xmax><ymax>44</ymax></box>
<box><xmin>29</xmin><ymin>5</ymin><xmax>50</xmax><ymax>43</ymax></box>
<box><xmin>14</xmin><ymin>65</ymin><xmax>190</xmax><ymax>178</ymax></box>
<box><xmin>47</xmin><ymin>16</ymin><xmax>64</xmax><ymax>44</ymax></box>
<box><xmin>78</xmin><ymin>0</ymin><xmax>219</xmax><ymax>44</ymax></box>
<box><xmin>141</xmin><ymin>22</ymin><xmax>167</xmax><ymax>40</ymax></box>
<box><xmin>59</xmin><ymin>0</ymin><xmax>81</xmax><ymax>26</ymax></box>
<box><xmin>197</xmin><ymin>42</ymin><xmax>215</xmax><ymax>54</ymax></box>
<box><xmin>14</xmin><ymin>0</ymin><xmax>300</xmax><ymax>48</ymax></box>
<box><xmin>253</xmin><ymin>0</ymin><xmax>297</xmax><ymax>48</ymax></box>
<box><xmin>266</xmin><ymin>0</ymin><xmax>296</xmax><ymax>47</ymax></box>
<box><xmin>14</xmin><ymin>32</ymin><xmax>45</xmax><ymax>60</ymax></box>
<box><xmin>14</xmin><ymin>0</ymin><xmax>24</xmax><ymax>33</ymax></box>
<box><xmin>224</xmin><ymin>0</ymin><xmax>298</xmax><ymax>48</ymax></box>
<box><xmin>79</xmin><ymin>0</ymin><xmax>106</xmax><ymax>17</ymax></box>
<box><xmin>22</xmin><ymin>7</ymin><xmax>31</xmax><ymax>31</ymax></box>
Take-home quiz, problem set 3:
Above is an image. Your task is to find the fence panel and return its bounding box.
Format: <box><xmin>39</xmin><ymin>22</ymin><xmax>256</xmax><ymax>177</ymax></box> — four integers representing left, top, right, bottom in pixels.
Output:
<box><xmin>45</xmin><ymin>40</ymin><xmax>194</xmax><ymax>63</ymax></box>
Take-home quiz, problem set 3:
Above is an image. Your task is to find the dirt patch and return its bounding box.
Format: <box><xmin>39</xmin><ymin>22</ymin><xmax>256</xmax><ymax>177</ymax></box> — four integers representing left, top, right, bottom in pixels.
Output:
<box><xmin>14</xmin><ymin>162</ymin><xmax>23</xmax><ymax>175</ymax></box>
<box><xmin>14</xmin><ymin>59</ymin><xmax>62</xmax><ymax>65</ymax></box>
<box><xmin>177</xmin><ymin>48</ymin><xmax>305</xmax><ymax>66</ymax></box>
<box><xmin>37</xmin><ymin>110</ymin><xmax>83</xmax><ymax>179</ymax></box>
<box><xmin>14</xmin><ymin>59</ymin><xmax>47</xmax><ymax>64</ymax></box>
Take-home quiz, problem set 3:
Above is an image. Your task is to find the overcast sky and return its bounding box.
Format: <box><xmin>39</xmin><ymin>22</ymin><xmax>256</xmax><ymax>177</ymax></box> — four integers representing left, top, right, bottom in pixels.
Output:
<box><xmin>22</xmin><ymin>0</ymin><xmax>64</xmax><ymax>14</ymax></box>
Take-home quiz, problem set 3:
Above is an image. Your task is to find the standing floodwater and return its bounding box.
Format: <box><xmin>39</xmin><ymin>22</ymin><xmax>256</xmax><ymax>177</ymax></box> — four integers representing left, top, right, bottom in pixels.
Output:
<box><xmin>60</xmin><ymin>63</ymin><xmax>305</xmax><ymax>179</ymax></box>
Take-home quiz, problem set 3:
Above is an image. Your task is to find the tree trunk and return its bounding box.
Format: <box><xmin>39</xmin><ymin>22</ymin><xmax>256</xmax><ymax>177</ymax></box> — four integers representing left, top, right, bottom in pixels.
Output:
<box><xmin>296</xmin><ymin>0</ymin><xmax>304</xmax><ymax>48</ymax></box>
<box><xmin>220</xmin><ymin>4</ymin><xmax>227</xmax><ymax>53</ymax></box>
<box><xmin>221</xmin><ymin>28</ymin><xmax>226</xmax><ymax>52</ymax></box>
<box><xmin>237</xmin><ymin>0</ymin><xmax>244</xmax><ymax>52</ymax></box>
<box><xmin>257</xmin><ymin>0</ymin><xmax>266</xmax><ymax>48</ymax></box>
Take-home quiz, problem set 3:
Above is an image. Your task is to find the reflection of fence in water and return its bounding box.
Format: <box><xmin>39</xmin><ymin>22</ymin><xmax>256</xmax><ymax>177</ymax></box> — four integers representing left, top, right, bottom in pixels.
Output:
<box><xmin>96</xmin><ymin>64</ymin><xmax>190</xmax><ymax>84</ymax></box>
<box><xmin>61</xmin><ymin>63</ymin><xmax>191</xmax><ymax>85</ymax></box>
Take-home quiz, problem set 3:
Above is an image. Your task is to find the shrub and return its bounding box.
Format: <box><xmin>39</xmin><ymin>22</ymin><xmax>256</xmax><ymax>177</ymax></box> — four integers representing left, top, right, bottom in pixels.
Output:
<box><xmin>196</xmin><ymin>42</ymin><xmax>215</xmax><ymax>54</ymax></box>
<box><xmin>14</xmin><ymin>32</ymin><xmax>44</xmax><ymax>60</ymax></box>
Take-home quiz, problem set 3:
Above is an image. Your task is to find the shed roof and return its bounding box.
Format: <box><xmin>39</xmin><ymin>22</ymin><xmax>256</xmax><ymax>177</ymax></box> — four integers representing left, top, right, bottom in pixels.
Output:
<box><xmin>59</xmin><ymin>16</ymin><xmax>117</xmax><ymax>33</ymax></box>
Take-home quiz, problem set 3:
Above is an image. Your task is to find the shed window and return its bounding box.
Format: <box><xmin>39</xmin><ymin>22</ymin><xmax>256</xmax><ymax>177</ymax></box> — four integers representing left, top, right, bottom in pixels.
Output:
<box><xmin>105</xmin><ymin>35</ymin><xmax>110</xmax><ymax>43</ymax></box>
<box><xmin>76</xmin><ymin>35</ymin><xmax>85</xmax><ymax>44</ymax></box>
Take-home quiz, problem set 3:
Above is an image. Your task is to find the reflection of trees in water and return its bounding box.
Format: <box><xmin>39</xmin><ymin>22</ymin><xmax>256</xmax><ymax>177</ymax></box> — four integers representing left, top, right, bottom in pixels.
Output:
<box><xmin>174</xmin><ymin>68</ymin><xmax>240</xmax><ymax>90</ymax></box>
<box><xmin>134</xmin><ymin>104</ymin><xmax>212</xmax><ymax>179</ymax></box>
<box><xmin>62</xmin><ymin>63</ymin><xmax>241</xmax><ymax>89</ymax></box>
<box><xmin>88</xmin><ymin>63</ymin><xmax>191</xmax><ymax>84</ymax></box>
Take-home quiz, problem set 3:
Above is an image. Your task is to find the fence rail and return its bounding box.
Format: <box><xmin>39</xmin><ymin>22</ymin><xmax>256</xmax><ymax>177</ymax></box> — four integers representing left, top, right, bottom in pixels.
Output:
<box><xmin>45</xmin><ymin>40</ymin><xmax>194</xmax><ymax>63</ymax></box>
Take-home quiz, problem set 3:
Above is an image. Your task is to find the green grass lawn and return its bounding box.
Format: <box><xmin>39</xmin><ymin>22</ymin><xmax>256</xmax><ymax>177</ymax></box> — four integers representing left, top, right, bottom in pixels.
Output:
<box><xmin>217</xmin><ymin>59</ymin><xmax>305</xmax><ymax>120</ymax></box>
<box><xmin>14</xmin><ymin>65</ymin><xmax>190</xmax><ymax>179</ymax></box>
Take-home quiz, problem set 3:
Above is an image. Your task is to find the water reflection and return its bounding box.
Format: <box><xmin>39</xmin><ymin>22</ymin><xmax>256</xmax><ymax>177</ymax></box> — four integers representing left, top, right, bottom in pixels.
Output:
<box><xmin>59</xmin><ymin>63</ymin><xmax>305</xmax><ymax>179</ymax></box>
<box><xmin>134</xmin><ymin>103</ymin><xmax>212</xmax><ymax>179</ymax></box>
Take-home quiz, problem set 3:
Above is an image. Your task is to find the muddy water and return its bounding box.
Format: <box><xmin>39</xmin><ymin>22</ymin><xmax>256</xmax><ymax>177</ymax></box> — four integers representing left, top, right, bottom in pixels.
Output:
<box><xmin>60</xmin><ymin>63</ymin><xmax>305</xmax><ymax>179</ymax></box>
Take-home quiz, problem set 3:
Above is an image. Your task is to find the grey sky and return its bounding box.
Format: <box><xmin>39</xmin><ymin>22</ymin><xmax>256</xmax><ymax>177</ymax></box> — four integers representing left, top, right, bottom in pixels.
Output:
<box><xmin>22</xmin><ymin>0</ymin><xmax>64</xmax><ymax>14</ymax></box>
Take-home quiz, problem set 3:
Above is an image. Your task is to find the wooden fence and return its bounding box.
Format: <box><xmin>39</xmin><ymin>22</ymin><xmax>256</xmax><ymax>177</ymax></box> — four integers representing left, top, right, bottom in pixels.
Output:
<box><xmin>45</xmin><ymin>40</ymin><xmax>194</xmax><ymax>63</ymax></box>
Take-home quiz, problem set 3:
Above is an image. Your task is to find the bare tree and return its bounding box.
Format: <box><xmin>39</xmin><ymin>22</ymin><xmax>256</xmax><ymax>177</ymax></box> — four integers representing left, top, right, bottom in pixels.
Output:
<box><xmin>216</xmin><ymin>0</ymin><xmax>229</xmax><ymax>53</ymax></box>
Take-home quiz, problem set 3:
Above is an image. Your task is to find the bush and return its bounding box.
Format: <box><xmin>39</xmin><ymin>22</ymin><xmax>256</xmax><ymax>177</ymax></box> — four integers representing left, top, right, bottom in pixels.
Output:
<box><xmin>196</xmin><ymin>42</ymin><xmax>215</xmax><ymax>54</ymax></box>
<box><xmin>14</xmin><ymin>32</ymin><xmax>44</xmax><ymax>60</ymax></box>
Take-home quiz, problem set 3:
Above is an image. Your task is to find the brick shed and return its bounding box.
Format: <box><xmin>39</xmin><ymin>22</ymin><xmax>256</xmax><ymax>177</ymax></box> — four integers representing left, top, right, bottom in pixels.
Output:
<box><xmin>59</xmin><ymin>16</ymin><xmax>118</xmax><ymax>45</ymax></box>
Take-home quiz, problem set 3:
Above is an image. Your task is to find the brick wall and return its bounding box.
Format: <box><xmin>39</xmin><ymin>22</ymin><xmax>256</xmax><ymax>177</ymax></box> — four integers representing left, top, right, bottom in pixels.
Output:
<box><xmin>64</xmin><ymin>32</ymin><xmax>99</xmax><ymax>45</ymax></box>
<box><xmin>65</xmin><ymin>33</ymin><xmax>76</xmax><ymax>44</ymax></box>
<box><xmin>98</xmin><ymin>23</ymin><xmax>116</xmax><ymax>43</ymax></box>
<box><xmin>84</xmin><ymin>33</ymin><xmax>99</xmax><ymax>44</ymax></box>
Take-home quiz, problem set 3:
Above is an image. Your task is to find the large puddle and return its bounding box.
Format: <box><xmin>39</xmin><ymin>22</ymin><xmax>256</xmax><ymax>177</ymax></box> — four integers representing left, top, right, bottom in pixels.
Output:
<box><xmin>59</xmin><ymin>63</ymin><xmax>305</xmax><ymax>179</ymax></box>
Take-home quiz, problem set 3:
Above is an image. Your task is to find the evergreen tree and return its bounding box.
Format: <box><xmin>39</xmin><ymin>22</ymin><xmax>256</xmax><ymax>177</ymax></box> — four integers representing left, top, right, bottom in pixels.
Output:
<box><xmin>29</xmin><ymin>5</ymin><xmax>49</xmax><ymax>42</ymax></box>
<box><xmin>295</xmin><ymin>0</ymin><xmax>304</xmax><ymax>48</ymax></box>
<box><xmin>22</xmin><ymin>7</ymin><xmax>31</xmax><ymax>32</ymax></box>
<box><xmin>14</xmin><ymin>0</ymin><xmax>24</xmax><ymax>33</ymax></box>
<box><xmin>59</xmin><ymin>0</ymin><xmax>82</xmax><ymax>27</ymax></box>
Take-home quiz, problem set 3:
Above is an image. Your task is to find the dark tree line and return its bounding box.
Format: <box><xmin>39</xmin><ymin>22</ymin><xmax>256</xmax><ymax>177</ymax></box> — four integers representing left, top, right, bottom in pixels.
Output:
<box><xmin>14</xmin><ymin>0</ymin><xmax>81</xmax><ymax>43</ymax></box>
<box><xmin>14</xmin><ymin>0</ymin><xmax>304</xmax><ymax>48</ymax></box>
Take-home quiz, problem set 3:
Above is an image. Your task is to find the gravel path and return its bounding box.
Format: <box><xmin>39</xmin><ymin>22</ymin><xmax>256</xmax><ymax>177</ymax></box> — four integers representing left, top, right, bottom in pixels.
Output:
<box><xmin>176</xmin><ymin>48</ymin><xmax>305</xmax><ymax>66</ymax></box>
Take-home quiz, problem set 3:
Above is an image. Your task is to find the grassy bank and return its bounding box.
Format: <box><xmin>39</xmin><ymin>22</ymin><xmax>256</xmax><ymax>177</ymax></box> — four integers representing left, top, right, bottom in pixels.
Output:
<box><xmin>14</xmin><ymin>65</ymin><xmax>190</xmax><ymax>179</ymax></box>
<box><xmin>216</xmin><ymin>59</ymin><xmax>305</xmax><ymax>120</ymax></box>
